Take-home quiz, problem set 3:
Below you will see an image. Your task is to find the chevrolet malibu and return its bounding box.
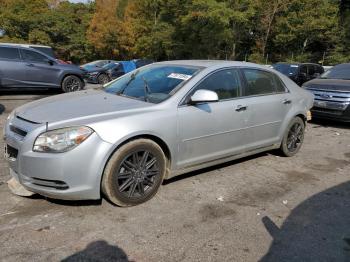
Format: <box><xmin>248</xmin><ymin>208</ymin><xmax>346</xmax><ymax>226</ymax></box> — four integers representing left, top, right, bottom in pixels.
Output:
<box><xmin>4</xmin><ymin>61</ymin><xmax>314</xmax><ymax>206</ymax></box>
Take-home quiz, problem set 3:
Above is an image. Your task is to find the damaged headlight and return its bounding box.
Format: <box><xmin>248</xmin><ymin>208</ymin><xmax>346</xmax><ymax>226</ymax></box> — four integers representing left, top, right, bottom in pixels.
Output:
<box><xmin>33</xmin><ymin>126</ymin><xmax>94</xmax><ymax>153</ymax></box>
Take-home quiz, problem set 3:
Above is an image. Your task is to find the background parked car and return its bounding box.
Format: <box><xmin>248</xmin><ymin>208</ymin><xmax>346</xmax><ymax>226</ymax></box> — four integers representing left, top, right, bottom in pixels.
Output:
<box><xmin>302</xmin><ymin>63</ymin><xmax>350</xmax><ymax>122</ymax></box>
<box><xmin>0</xmin><ymin>43</ymin><xmax>85</xmax><ymax>92</ymax></box>
<box><xmin>82</xmin><ymin>59</ymin><xmax>153</xmax><ymax>84</ymax></box>
<box><xmin>272</xmin><ymin>63</ymin><xmax>324</xmax><ymax>86</ymax></box>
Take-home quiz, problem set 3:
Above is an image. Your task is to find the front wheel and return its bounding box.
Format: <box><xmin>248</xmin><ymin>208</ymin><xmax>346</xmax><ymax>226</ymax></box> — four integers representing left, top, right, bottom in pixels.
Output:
<box><xmin>102</xmin><ymin>139</ymin><xmax>167</xmax><ymax>207</ymax></box>
<box><xmin>97</xmin><ymin>74</ymin><xmax>110</xmax><ymax>85</ymax></box>
<box><xmin>280</xmin><ymin>117</ymin><xmax>305</xmax><ymax>157</ymax></box>
<box><xmin>61</xmin><ymin>75</ymin><xmax>83</xmax><ymax>92</ymax></box>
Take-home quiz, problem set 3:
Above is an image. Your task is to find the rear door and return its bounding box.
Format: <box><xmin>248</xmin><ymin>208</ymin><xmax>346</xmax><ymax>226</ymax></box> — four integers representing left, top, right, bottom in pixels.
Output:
<box><xmin>0</xmin><ymin>47</ymin><xmax>27</xmax><ymax>87</ymax></box>
<box><xmin>20</xmin><ymin>48</ymin><xmax>61</xmax><ymax>88</ymax></box>
<box><xmin>177</xmin><ymin>68</ymin><xmax>248</xmax><ymax>168</ymax></box>
<box><xmin>240</xmin><ymin>68</ymin><xmax>292</xmax><ymax>150</ymax></box>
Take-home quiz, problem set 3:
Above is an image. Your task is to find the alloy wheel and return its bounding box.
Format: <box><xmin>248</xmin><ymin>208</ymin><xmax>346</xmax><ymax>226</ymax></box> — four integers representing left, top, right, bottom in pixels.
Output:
<box><xmin>286</xmin><ymin>122</ymin><xmax>304</xmax><ymax>152</ymax></box>
<box><xmin>66</xmin><ymin>78</ymin><xmax>80</xmax><ymax>92</ymax></box>
<box><xmin>116</xmin><ymin>150</ymin><xmax>159</xmax><ymax>199</ymax></box>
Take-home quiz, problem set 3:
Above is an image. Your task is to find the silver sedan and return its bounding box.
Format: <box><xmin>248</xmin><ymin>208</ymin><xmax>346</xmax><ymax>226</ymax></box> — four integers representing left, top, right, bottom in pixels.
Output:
<box><xmin>4</xmin><ymin>61</ymin><xmax>314</xmax><ymax>206</ymax></box>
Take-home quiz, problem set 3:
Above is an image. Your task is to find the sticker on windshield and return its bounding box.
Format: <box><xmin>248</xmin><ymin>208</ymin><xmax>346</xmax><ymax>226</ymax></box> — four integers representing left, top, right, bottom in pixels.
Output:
<box><xmin>168</xmin><ymin>73</ymin><xmax>192</xmax><ymax>81</ymax></box>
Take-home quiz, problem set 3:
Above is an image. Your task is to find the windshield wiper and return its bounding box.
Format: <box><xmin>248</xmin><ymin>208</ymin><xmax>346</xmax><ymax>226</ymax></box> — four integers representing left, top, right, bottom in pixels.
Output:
<box><xmin>116</xmin><ymin>70</ymin><xmax>139</xmax><ymax>95</ymax></box>
<box><xmin>142</xmin><ymin>77</ymin><xmax>152</xmax><ymax>102</ymax></box>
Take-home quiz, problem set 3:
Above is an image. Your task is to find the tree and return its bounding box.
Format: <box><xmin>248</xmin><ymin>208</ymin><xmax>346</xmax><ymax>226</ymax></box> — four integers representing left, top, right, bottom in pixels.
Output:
<box><xmin>87</xmin><ymin>0</ymin><xmax>121</xmax><ymax>58</ymax></box>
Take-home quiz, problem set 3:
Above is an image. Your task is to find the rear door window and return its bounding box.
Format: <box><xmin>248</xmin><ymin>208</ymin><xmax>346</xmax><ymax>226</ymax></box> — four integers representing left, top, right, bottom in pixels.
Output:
<box><xmin>300</xmin><ymin>65</ymin><xmax>307</xmax><ymax>75</ymax></box>
<box><xmin>242</xmin><ymin>69</ymin><xmax>280</xmax><ymax>96</ymax></box>
<box><xmin>308</xmin><ymin>65</ymin><xmax>315</xmax><ymax>76</ymax></box>
<box><xmin>0</xmin><ymin>47</ymin><xmax>20</xmax><ymax>60</ymax></box>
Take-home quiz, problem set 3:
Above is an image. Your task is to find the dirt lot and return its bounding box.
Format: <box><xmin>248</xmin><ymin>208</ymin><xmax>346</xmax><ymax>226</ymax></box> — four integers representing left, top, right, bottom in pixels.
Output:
<box><xmin>0</xmin><ymin>88</ymin><xmax>350</xmax><ymax>262</ymax></box>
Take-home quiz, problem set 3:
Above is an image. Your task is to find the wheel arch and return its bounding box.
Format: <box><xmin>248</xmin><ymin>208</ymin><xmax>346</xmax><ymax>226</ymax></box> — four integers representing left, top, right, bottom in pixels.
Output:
<box><xmin>295</xmin><ymin>113</ymin><xmax>307</xmax><ymax>124</ymax></box>
<box><xmin>99</xmin><ymin>134</ymin><xmax>173</xmax><ymax>195</ymax></box>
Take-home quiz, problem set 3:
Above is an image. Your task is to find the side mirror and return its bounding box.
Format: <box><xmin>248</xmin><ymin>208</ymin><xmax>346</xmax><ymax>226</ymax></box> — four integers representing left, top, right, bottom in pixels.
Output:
<box><xmin>45</xmin><ymin>58</ymin><xmax>54</xmax><ymax>65</ymax></box>
<box><xmin>312</xmin><ymin>73</ymin><xmax>320</xmax><ymax>78</ymax></box>
<box><xmin>190</xmin><ymin>89</ymin><xmax>219</xmax><ymax>104</ymax></box>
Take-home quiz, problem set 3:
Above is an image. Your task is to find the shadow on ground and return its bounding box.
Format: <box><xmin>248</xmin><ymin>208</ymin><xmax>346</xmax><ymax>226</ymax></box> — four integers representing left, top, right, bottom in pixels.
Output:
<box><xmin>62</xmin><ymin>240</ymin><xmax>130</xmax><ymax>262</ymax></box>
<box><xmin>260</xmin><ymin>181</ymin><xmax>350</xmax><ymax>262</ymax></box>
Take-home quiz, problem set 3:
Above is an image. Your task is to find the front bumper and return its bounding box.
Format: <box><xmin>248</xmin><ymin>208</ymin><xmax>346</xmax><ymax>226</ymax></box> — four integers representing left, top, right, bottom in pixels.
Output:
<box><xmin>83</xmin><ymin>74</ymin><xmax>99</xmax><ymax>84</ymax></box>
<box><xmin>311</xmin><ymin>104</ymin><xmax>350</xmax><ymax>122</ymax></box>
<box><xmin>4</xmin><ymin>119</ymin><xmax>113</xmax><ymax>200</ymax></box>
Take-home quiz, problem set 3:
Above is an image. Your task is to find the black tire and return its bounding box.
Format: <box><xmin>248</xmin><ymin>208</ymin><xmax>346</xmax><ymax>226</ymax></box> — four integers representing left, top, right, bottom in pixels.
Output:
<box><xmin>62</xmin><ymin>75</ymin><xmax>83</xmax><ymax>92</ymax></box>
<box><xmin>102</xmin><ymin>139</ymin><xmax>167</xmax><ymax>207</ymax></box>
<box><xmin>280</xmin><ymin>117</ymin><xmax>305</xmax><ymax>157</ymax></box>
<box><xmin>97</xmin><ymin>74</ymin><xmax>110</xmax><ymax>85</ymax></box>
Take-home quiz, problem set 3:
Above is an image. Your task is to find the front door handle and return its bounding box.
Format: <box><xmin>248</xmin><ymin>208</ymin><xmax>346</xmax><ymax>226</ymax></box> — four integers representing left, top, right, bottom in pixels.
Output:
<box><xmin>26</xmin><ymin>63</ymin><xmax>34</xmax><ymax>67</ymax></box>
<box><xmin>235</xmin><ymin>105</ymin><xmax>247</xmax><ymax>112</ymax></box>
<box><xmin>283</xmin><ymin>99</ymin><xmax>292</xmax><ymax>105</ymax></box>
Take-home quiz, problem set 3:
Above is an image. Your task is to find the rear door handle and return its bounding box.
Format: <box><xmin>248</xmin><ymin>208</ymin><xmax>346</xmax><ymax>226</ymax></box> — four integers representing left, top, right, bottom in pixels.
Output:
<box><xmin>283</xmin><ymin>99</ymin><xmax>292</xmax><ymax>105</ymax></box>
<box><xmin>235</xmin><ymin>105</ymin><xmax>247</xmax><ymax>112</ymax></box>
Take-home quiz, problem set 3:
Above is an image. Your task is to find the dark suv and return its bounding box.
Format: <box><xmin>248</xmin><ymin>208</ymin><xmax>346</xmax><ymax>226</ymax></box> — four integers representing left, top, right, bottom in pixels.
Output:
<box><xmin>0</xmin><ymin>44</ymin><xmax>85</xmax><ymax>92</ymax></box>
<box><xmin>272</xmin><ymin>63</ymin><xmax>324</xmax><ymax>86</ymax></box>
<box><xmin>303</xmin><ymin>63</ymin><xmax>350</xmax><ymax>122</ymax></box>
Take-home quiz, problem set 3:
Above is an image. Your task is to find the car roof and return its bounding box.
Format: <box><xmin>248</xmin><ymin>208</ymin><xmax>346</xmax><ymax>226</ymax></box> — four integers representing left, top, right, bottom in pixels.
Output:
<box><xmin>156</xmin><ymin>60</ymin><xmax>268</xmax><ymax>69</ymax></box>
<box><xmin>0</xmin><ymin>43</ymin><xmax>52</xmax><ymax>48</ymax></box>
<box><xmin>273</xmin><ymin>62</ymin><xmax>321</xmax><ymax>66</ymax></box>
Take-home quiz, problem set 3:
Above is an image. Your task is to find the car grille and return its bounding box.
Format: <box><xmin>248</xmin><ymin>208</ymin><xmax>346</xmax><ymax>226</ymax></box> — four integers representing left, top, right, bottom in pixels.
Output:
<box><xmin>307</xmin><ymin>88</ymin><xmax>350</xmax><ymax>111</ymax></box>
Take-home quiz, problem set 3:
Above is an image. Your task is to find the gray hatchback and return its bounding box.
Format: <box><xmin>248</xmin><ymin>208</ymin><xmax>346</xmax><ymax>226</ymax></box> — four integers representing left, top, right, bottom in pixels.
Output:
<box><xmin>4</xmin><ymin>60</ymin><xmax>314</xmax><ymax>206</ymax></box>
<box><xmin>0</xmin><ymin>43</ymin><xmax>85</xmax><ymax>92</ymax></box>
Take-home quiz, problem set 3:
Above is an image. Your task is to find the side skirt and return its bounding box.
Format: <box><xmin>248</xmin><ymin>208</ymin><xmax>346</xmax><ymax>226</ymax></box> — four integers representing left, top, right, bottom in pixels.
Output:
<box><xmin>168</xmin><ymin>144</ymin><xmax>280</xmax><ymax>179</ymax></box>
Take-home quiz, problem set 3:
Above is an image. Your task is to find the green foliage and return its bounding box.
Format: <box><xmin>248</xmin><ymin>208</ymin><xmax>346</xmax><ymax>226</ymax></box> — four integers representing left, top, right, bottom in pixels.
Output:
<box><xmin>0</xmin><ymin>0</ymin><xmax>349</xmax><ymax>65</ymax></box>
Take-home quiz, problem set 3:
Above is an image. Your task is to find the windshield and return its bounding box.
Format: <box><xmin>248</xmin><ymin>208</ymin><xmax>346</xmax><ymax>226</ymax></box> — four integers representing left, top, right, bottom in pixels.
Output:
<box><xmin>272</xmin><ymin>64</ymin><xmax>299</xmax><ymax>75</ymax></box>
<box><xmin>320</xmin><ymin>64</ymin><xmax>350</xmax><ymax>80</ymax></box>
<box><xmin>104</xmin><ymin>64</ymin><xmax>201</xmax><ymax>103</ymax></box>
<box><xmin>102</xmin><ymin>62</ymin><xmax>118</xmax><ymax>69</ymax></box>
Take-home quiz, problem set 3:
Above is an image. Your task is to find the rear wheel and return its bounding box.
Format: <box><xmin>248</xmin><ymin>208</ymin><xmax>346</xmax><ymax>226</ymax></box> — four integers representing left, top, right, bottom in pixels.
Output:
<box><xmin>102</xmin><ymin>139</ymin><xmax>166</xmax><ymax>207</ymax></box>
<box><xmin>97</xmin><ymin>74</ymin><xmax>110</xmax><ymax>85</ymax></box>
<box><xmin>61</xmin><ymin>75</ymin><xmax>83</xmax><ymax>92</ymax></box>
<box><xmin>280</xmin><ymin>117</ymin><xmax>305</xmax><ymax>157</ymax></box>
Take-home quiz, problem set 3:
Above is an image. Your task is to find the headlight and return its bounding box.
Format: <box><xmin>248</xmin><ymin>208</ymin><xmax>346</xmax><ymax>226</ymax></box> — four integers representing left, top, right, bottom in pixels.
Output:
<box><xmin>88</xmin><ymin>72</ymin><xmax>99</xmax><ymax>76</ymax></box>
<box><xmin>33</xmin><ymin>126</ymin><xmax>93</xmax><ymax>153</ymax></box>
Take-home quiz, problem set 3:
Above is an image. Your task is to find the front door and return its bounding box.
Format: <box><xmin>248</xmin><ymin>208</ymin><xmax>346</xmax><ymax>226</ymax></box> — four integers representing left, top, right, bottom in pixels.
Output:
<box><xmin>177</xmin><ymin>68</ymin><xmax>248</xmax><ymax>169</ymax></box>
<box><xmin>20</xmin><ymin>49</ymin><xmax>60</xmax><ymax>88</ymax></box>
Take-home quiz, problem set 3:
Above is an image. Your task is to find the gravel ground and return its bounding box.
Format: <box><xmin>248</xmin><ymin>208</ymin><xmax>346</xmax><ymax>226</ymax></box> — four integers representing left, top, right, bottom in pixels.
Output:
<box><xmin>0</xmin><ymin>87</ymin><xmax>349</xmax><ymax>262</ymax></box>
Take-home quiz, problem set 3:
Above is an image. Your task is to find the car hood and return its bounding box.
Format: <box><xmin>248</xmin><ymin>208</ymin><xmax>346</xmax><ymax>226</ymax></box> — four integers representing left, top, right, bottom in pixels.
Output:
<box><xmin>81</xmin><ymin>65</ymin><xmax>105</xmax><ymax>73</ymax></box>
<box><xmin>303</xmin><ymin>79</ymin><xmax>350</xmax><ymax>92</ymax></box>
<box><xmin>15</xmin><ymin>89</ymin><xmax>151</xmax><ymax>124</ymax></box>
